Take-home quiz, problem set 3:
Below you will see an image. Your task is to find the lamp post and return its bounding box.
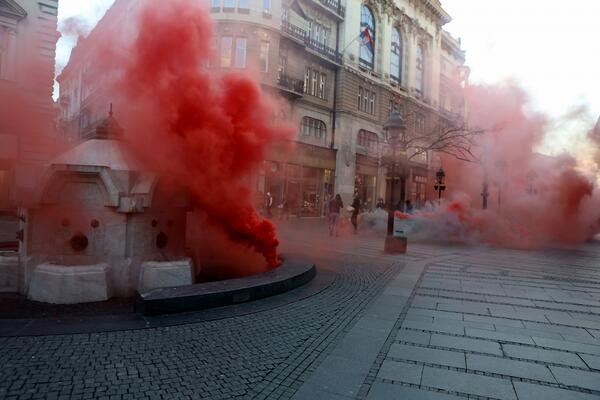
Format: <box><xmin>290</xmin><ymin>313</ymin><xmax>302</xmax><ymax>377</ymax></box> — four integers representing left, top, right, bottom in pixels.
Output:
<box><xmin>383</xmin><ymin>111</ymin><xmax>408</xmax><ymax>253</ymax></box>
<box><xmin>433</xmin><ymin>167</ymin><xmax>446</xmax><ymax>205</ymax></box>
<box><xmin>481</xmin><ymin>172</ymin><xmax>489</xmax><ymax>209</ymax></box>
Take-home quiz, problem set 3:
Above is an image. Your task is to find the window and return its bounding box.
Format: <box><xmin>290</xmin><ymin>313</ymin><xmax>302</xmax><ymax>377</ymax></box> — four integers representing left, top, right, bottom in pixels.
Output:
<box><xmin>211</xmin><ymin>0</ymin><xmax>220</xmax><ymax>10</ymax></box>
<box><xmin>359</xmin><ymin>5</ymin><xmax>375</xmax><ymax>70</ymax></box>
<box><xmin>235</xmin><ymin>37</ymin><xmax>247</xmax><ymax>68</ymax></box>
<box><xmin>263</xmin><ymin>0</ymin><xmax>271</xmax><ymax>14</ymax></box>
<box><xmin>260</xmin><ymin>41</ymin><xmax>270</xmax><ymax>72</ymax></box>
<box><xmin>323</xmin><ymin>30</ymin><xmax>328</xmax><ymax>48</ymax></box>
<box><xmin>220</xmin><ymin>36</ymin><xmax>232</xmax><ymax>67</ymax></box>
<box><xmin>358</xmin><ymin>86</ymin><xmax>376</xmax><ymax>115</ymax></box>
<box><xmin>315</xmin><ymin>24</ymin><xmax>320</xmax><ymax>41</ymax></box>
<box><xmin>224</xmin><ymin>0</ymin><xmax>235</xmax><ymax>8</ymax></box>
<box><xmin>238</xmin><ymin>0</ymin><xmax>249</xmax><ymax>11</ymax></box>
<box><xmin>369</xmin><ymin>92</ymin><xmax>375</xmax><ymax>114</ymax></box>
<box><xmin>304</xmin><ymin>69</ymin><xmax>310</xmax><ymax>94</ymax></box>
<box><xmin>358</xmin><ymin>130</ymin><xmax>378</xmax><ymax>150</ymax></box>
<box><xmin>307</xmin><ymin>21</ymin><xmax>313</xmax><ymax>40</ymax></box>
<box><xmin>301</xmin><ymin>117</ymin><xmax>326</xmax><ymax>139</ymax></box>
<box><xmin>415</xmin><ymin>114</ymin><xmax>426</xmax><ymax>134</ymax></box>
<box><xmin>318</xmin><ymin>73</ymin><xmax>325</xmax><ymax>98</ymax></box>
<box><xmin>358</xmin><ymin>87</ymin><xmax>363</xmax><ymax>110</ymax></box>
<box><xmin>389</xmin><ymin>100</ymin><xmax>404</xmax><ymax>116</ymax></box>
<box><xmin>311</xmin><ymin>70</ymin><xmax>317</xmax><ymax>96</ymax></box>
<box><xmin>416</xmin><ymin>45</ymin><xmax>425</xmax><ymax>95</ymax></box>
<box><xmin>390</xmin><ymin>27</ymin><xmax>402</xmax><ymax>83</ymax></box>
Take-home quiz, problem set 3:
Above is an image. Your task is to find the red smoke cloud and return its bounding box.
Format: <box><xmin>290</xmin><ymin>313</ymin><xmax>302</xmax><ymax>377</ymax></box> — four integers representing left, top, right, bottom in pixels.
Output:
<box><xmin>102</xmin><ymin>0</ymin><xmax>293</xmax><ymax>269</ymax></box>
<box><xmin>407</xmin><ymin>82</ymin><xmax>600</xmax><ymax>247</ymax></box>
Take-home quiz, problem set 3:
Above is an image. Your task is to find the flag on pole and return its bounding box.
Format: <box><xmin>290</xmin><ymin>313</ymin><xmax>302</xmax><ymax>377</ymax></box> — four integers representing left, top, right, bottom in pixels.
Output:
<box><xmin>359</xmin><ymin>25</ymin><xmax>374</xmax><ymax>54</ymax></box>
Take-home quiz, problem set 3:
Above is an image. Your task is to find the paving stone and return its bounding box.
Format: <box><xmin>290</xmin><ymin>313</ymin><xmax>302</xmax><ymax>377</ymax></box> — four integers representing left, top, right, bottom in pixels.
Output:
<box><xmin>396</xmin><ymin>329</ymin><xmax>431</xmax><ymax>345</ymax></box>
<box><xmin>407</xmin><ymin>308</ymin><xmax>464</xmax><ymax>321</ymax></box>
<box><xmin>366</xmin><ymin>383</ymin><xmax>462</xmax><ymax>400</ymax></box>
<box><xmin>513</xmin><ymin>381</ymin><xmax>599</xmax><ymax>400</ymax></box>
<box><xmin>502</xmin><ymin>344</ymin><xmax>588</xmax><ymax>367</ymax></box>
<box><xmin>532</xmin><ymin>336</ymin><xmax>600</xmax><ymax>356</ymax></box>
<box><xmin>465</xmin><ymin>353</ymin><xmax>556</xmax><ymax>382</ymax></box>
<box><xmin>376</xmin><ymin>360</ymin><xmax>423</xmax><ymax>384</ymax></box>
<box><xmin>430</xmin><ymin>333</ymin><xmax>502</xmax><ymax>355</ymax></box>
<box><xmin>463</xmin><ymin>314</ymin><xmax>525</xmax><ymax>328</ymax></box>
<box><xmin>549</xmin><ymin>366</ymin><xmax>600</xmax><ymax>391</ymax></box>
<box><xmin>580</xmin><ymin>353</ymin><xmax>600</xmax><ymax>370</ymax></box>
<box><xmin>464</xmin><ymin>327</ymin><xmax>534</xmax><ymax>345</ymax></box>
<box><xmin>420</xmin><ymin>366</ymin><xmax>517</xmax><ymax>400</ymax></box>
<box><xmin>494</xmin><ymin>325</ymin><xmax>565</xmax><ymax>340</ymax></box>
<box><xmin>387</xmin><ymin>344</ymin><xmax>465</xmax><ymax>368</ymax></box>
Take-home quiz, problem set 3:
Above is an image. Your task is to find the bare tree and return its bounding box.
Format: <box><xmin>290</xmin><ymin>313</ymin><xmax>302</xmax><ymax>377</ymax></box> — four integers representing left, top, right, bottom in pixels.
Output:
<box><xmin>405</xmin><ymin>123</ymin><xmax>485</xmax><ymax>164</ymax></box>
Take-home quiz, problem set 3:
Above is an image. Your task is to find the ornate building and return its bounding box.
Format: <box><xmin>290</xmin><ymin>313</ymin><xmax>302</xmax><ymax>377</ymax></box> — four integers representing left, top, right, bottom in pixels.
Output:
<box><xmin>0</xmin><ymin>0</ymin><xmax>59</xmax><ymax>210</ymax></box>
<box><xmin>58</xmin><ymin>0</ymin><xmax>467</xmax><ymax>217</ymax></box>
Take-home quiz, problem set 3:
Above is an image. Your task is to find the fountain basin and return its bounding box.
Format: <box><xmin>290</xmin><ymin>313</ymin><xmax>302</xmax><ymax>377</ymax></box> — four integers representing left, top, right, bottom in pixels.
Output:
<box><xmin>28</xmin><ymin>262</ymin><xmax>111</xmax><ymax>304</ymax></box>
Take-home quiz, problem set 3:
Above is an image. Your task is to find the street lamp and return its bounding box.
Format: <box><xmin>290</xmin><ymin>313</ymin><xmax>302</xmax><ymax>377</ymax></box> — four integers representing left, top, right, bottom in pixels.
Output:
<box><xmin>433</xmin><ymin>167</ymin><xmax>446</xmax><ymax>204</ymax></box>
<box><xmin>383</xmin><ymin>111</ymin><xmax>407</xmax><ymax>253</ymax></box>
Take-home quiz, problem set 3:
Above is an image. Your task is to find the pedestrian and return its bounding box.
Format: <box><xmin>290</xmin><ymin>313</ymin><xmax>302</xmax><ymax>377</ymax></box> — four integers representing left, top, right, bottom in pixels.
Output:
<box><xmin>265</xmin><ymin>192</ymin><xmax>273</xmax><ymax>218</ymax></box>
<box><xmin>405</xmin><ymin>199</ymin><xmax>414</xmax><ymax>214</ymax></box>
<box><xmin>278</xmin><ymin>197</ymin><xmax>289</xmax><ymax>220</ymax></box>
<box><xmin>376</xmin><ymin>198</ymin><xmax>385</xmax><ymax>209</ymax></box>
<box><xmin>351</xmin><ymin>195</ymin><xmax>360</xmax><ymax>233</ymax></box>
<box><xmin>328</xmin><ymin>194</ymin><xmax>343</xmax><ymax>237</ymax></box>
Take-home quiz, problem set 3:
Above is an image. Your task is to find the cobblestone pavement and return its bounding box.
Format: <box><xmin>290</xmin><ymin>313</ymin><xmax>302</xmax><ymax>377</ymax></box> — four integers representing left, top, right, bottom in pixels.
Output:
<box><xmin>3</xmin><ymin>219</ymin><xmax>600</xmax><ymax>399</ymax></box>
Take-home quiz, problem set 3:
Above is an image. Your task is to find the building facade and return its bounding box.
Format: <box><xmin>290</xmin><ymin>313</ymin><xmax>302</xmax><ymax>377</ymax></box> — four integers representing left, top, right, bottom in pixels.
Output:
<box><xmin>58</xmin><ymin>0</ymin><xmax>467</xmax><ymax>217</ymax></box>
<box><xmin>0</xmin><ymin>0</ymin><xmax>59</xmax><ymax>210</ymax></box>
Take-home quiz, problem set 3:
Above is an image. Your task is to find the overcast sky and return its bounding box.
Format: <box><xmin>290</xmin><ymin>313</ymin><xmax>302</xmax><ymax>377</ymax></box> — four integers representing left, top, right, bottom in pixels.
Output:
<box><xmin>55</xmin><ymin>0</ymin><xmax>600</xmax><ymax>154</ymax></box>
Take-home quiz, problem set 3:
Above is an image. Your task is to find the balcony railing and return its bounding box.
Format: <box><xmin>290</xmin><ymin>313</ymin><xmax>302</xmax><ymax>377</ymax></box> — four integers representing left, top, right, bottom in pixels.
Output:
<box><xmin>277</xmin><ymin>73</ymin><xmax>305</xmax><ymax>95</ymax></box>
<box><xmin>313</xmin><ymin>0</ymin><xmax>345</xmax><ymax>17</ymax></box>
<box><xmin>304</xmin><ymin>37</ymin><xmax>343</xmax><ymax>65</ymax></box>
<box><xmin>281</xmin><ymin>21</ymin><xmax>306</xmax><ymax>43</ymax></box>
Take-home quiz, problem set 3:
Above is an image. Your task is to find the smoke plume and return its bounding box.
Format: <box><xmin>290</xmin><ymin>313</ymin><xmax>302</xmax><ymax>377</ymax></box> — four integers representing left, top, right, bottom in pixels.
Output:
<box><xmin>406</xmin><ymin>82</ymin><xmax>600</xmax><ymax>247</ymax></box>
<box><xmin>102</xmin><ymin>0</ymin><xmax>293</xmax><ymax>269</ymax></box>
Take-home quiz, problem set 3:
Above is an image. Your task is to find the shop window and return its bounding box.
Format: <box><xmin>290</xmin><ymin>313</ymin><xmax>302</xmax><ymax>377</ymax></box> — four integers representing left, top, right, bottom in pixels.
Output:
<box><xmin>301</xmin><ymin>117</ymin><xmax>326</xmax><ymax>139</ymax></box>
<box><xmin>238</xmin><ymin>0</ymin><xmax>249</xmax><ymax>12</ymax></box>
<box><xmin>263</xmin><ymin>0</ymin><xmax>272</xmax><ymax>15</ymax></box>
<box><xmin>357</xmin><ymin>129</ymin><xmax>378</xmax><ymax>150</ymax></box>
<box><xmin>223</xmin><ymin>0</ymin><xmax>235</xmax><ymax>9</ymax></box>
<box><xmin>210</xmin><ymin>0</ymin><xmax>220</xmax><ymax>10</ymax></box>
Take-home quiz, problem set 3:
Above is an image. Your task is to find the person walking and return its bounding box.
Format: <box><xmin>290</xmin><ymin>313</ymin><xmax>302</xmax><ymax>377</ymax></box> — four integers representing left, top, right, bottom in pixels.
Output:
<box><xmin>328</xmin><ymin>194</ymin><xmax>343</xmax><ymax>237</ymax></box>
<box><xmin>351</xmin><ymin>195</ymin><xmax>360</xmax><ymax>233</ymax></box>
<box><xmin>405</xmin><ymin>199</ymin><xmax>414</xmax><ymax>214</ymax></box>
<box><xmin>278</xmin><ymin>197</ymin><xmax>289</xmax><ymax>220</ymax></box>
<box><xmin>265</xmin><ymin>192</ymin><xmax>273</xmax><ymax>218</ymax></box>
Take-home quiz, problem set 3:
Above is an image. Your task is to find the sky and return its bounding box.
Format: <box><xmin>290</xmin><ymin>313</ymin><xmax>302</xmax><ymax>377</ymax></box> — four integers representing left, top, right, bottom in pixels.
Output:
<box><xmin>54</xmin><ymin>0</ymin><xmax>600</xmax><ymax>155</ymax></box>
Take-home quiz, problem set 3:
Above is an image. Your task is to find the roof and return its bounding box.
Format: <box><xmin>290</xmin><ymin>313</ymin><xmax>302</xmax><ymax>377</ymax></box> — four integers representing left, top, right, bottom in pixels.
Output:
<box><xmin>51</xmin><ymin>138</ymin><xmax>143</xmax><ymax>171</ymax></box>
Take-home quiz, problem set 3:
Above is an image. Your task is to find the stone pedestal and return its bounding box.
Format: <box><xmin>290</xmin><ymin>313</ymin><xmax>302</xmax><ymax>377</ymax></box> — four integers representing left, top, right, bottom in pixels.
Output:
<box><xmin>28</xmin><ymin>263</ymin><xmax>111</xmax><ymax>304</ymax></box>
<box><xmin>138</xmin><ymin>259</ymin><xmax>193</xmax><ymax>292</ymax></box>
<box><xmin>0</xmin><ymin>253</ymin><xmax>19</xmax><ymax>292</ymax></box>
<box><xmin>384</xmin><ymin>235</ymin><xmax>407</xmax><ymax>254</ymax></box>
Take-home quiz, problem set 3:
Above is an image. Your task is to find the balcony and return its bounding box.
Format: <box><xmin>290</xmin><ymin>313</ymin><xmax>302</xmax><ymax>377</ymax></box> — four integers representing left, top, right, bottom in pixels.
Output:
<box><xmin>309</xmin><ymin>0</ymin><xmax>345</xmax><ymax>19</ymax></box>
<box><xmin>277</xmin><ymin>73</ymin><xmax>305</xmax><ymax>97</ymax></box>
<box><xmin>281</xmin><ymin>21</ymin><xmax>306</xmax><ymax>44</ymax></box>
<box><xmin>304</xmin><ymin>37</ymin><xmax>343</xmax><ymax>66</ymax></box>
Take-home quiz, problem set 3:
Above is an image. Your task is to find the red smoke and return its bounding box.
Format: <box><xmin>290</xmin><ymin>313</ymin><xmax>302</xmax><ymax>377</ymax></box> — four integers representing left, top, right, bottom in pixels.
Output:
<box><xmin>407</xmin><ymin>82</ymin><xmax>600</xmax><ymax>247</ymax></box>
<box><xmin>102</xmin><ymin>0</ymin><xmax>293</xmax><ymax>269</ymax></box>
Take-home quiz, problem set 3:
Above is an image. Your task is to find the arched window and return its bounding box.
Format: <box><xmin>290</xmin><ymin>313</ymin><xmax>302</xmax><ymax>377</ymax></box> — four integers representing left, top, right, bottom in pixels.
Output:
<box><xmin>357</xmin><ymin>130</ymin><xmax>378</xmax><ymax>150</ymax></box>
<box><xmin>416</xmin><ymin>44</ymin><xmax>425</xmax><ymax>95</ymax></box>
<box><xmin>301</xmin><ymin>117</ymin><xmax>326</xmax><ymax>139</ymax></box>
<box><xmin>390</xmin><ymin>27</ymin><xmax>402</xmax><ymax>83</ymax></box>
<box><xmin>359</xmin><ymin>5</ymin><xmax>375</xmax><ymax>70</ymax></box>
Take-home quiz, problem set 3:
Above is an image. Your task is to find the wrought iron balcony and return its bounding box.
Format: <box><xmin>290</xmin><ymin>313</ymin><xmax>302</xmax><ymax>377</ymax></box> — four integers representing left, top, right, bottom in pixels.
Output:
<box><xmin>281</xmin><ymin>21</ymin><xmax>306</xmax><ymax>43</ymax></box>
<box><xmin>312</xmin><ymin>0</ymin><xmax>345</xmax><ymax>18</ymax></box>
<box><xmin>304</xmin><ymin>37</ymin><xmax>343</xmax><ymax>65</ymax></box>
<box><xmin>277</xmin><ymin>73</ymin><xmax>305</xmax><ymax>96</ymax></box>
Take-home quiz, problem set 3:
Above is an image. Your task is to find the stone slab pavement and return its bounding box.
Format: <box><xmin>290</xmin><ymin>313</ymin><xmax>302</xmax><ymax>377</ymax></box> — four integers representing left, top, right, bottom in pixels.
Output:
<box><xmin>3</xmin><ymin>219</ymin><xmax>600</xmax><ymax>399</ymax></box>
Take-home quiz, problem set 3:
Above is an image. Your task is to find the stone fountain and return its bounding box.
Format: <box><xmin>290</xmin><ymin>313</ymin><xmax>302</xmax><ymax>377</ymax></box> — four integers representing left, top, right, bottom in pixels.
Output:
<box><xmin>16</xmin><ymin>111</ymin><xmax>196</xmax><ymax>304</ymax></box>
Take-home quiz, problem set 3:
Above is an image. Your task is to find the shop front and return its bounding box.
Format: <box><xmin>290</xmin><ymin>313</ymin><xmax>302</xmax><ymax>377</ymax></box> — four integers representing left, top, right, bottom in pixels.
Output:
<box><xmin>355</xmin><ymin>154</ymin><xmax>379</xmax><ymax>211</ymax></box>
<box><xmin>260</xmin><ymin>142</ymin><xmax>336</xmax><ymax>217</ymax></box>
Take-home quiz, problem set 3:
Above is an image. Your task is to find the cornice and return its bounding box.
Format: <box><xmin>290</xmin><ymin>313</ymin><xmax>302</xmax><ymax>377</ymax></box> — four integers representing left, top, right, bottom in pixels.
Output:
<box><xmin>0</xmin><ymin>0</ymin><xmax>27</xmax><ymax>20</ymax></box>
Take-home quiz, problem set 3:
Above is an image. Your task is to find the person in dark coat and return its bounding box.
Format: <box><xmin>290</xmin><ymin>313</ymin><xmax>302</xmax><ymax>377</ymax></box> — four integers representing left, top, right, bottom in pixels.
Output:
<box><xmin>351</xmin><ymin>195</ymin><xmax>360</xmax><ymax>233</ymax></box>
<box><xmin>405</xmin><ymin>200</ymin><xmax>414</xmax><ymax>214</ymax></box>
<box><xmin>328</xmin><ymin>194</ymin><xmax>343</xmax><ymax>237</ymax></box>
